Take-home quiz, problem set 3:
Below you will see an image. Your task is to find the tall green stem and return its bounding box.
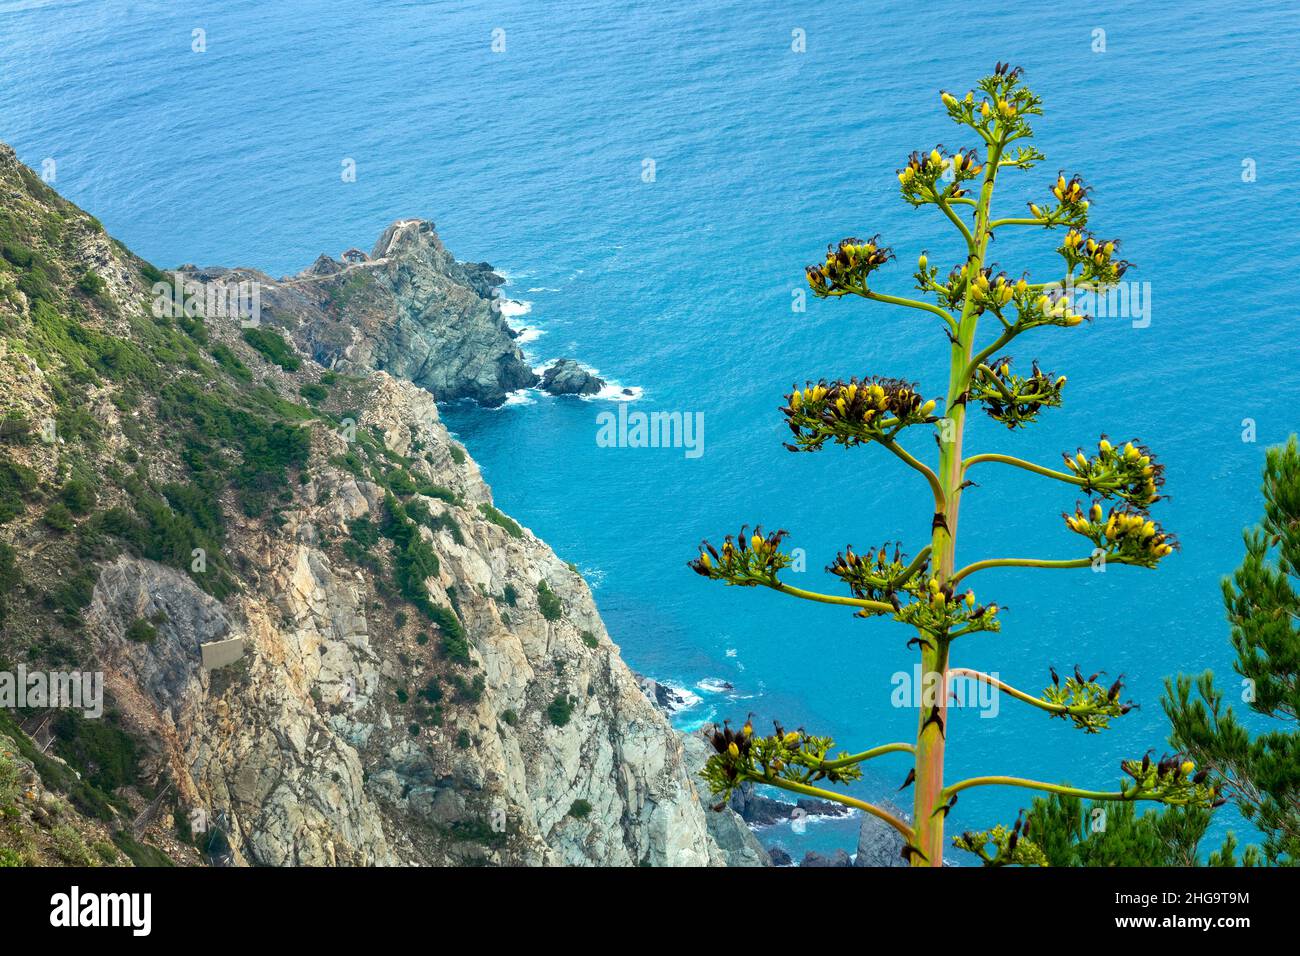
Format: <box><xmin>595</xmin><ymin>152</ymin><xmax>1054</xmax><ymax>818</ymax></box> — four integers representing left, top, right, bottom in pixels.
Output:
<box><xmin>911</xmin><ymin>138</ymin><xmax>1003</xmax><ymax>866</ymax></box>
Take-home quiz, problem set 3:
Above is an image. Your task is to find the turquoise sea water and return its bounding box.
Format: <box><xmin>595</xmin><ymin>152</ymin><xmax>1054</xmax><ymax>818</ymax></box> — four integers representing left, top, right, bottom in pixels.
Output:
<box><xmin>3</xmin><ymin>0</ymin><xmax>1298</xmax><ymax>861</ymax></box>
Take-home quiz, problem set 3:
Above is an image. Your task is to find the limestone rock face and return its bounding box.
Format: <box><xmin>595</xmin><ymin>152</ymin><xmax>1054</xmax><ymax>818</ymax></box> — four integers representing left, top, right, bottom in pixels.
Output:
<box><xmin>82</xmin><ymin>372</ymin><xmax>718</xmax><ymax>867</ymax></box>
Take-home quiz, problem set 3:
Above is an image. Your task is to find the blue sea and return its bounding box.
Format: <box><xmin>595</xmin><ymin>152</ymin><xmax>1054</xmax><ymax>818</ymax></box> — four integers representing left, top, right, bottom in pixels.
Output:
<box><xmin>3</xmin><ymin>0</ymin><xmax>1297</xmax><ymax>862</ymax></box>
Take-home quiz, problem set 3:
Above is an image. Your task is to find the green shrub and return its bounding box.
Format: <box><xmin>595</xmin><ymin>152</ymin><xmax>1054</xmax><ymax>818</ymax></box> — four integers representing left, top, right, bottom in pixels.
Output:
<box><xmin>241</xmin><ymin>327</ymin><xmax>301</xmax><ymax>371</ymax></box>
<box><xmin>51</xmin><ymin>824</ymin><xmax>95</xmax><ymax>865</ymax></box>
<box><xmin>0</xmin><ymin>542</ymin><xmax>20</xmax><ymax>623</ymax></box>
<box><xmin>538</xmin><ymin>581</ymin><xmax>562</xmax><ymax>621</ymax></box>
<box><xmin>449</xmin><ymin>445</ymin><xmax>466</xmax><ymax>465</ymax></box>
<box><xmin>502</xmin><ymin>583</ymin><xmax>518</xmax><ymax>606</ymax></box>
<box><xmin>139</xmin><ymin>262</ymin><xmax>167</xmax><ymax>286</ymax></box>
<box><xmin>478</xmin><ymin>502</ymin><xmax>522</xmax><ymax>538</ymax></box>
<box><xmin>0</xmin><ymin>454</ymin><xmax>38</xmax><ymax>524</ymax></box>
<box><xmin>299</xmin><ymin>382</ymin><xmax>328</xmax><ymax>403</ymax></box>
<box><xmin>51</xmin><ymin>711</ymin><xmax>138</xmax><ymax>794</ymax></box>
<box><xmin>111</xmin><ymin>831</ymin><xmax>174</xmax><ymax>867</ymax></box>
<box><xmin>580</xmin><ymin>630</ymin><xmax>599</xmax><ymax>649</ymax></box>
<box><xmin>500</xmin><ymin>709</ymin><xmax>518</xmax><ymax>727</ymax></box>
<box><xmin>125</xmin><ymin>617</ymin><xmax>157</xmax><ymax>643</ymax></box>
<box><xmin>43</xmin><ymin>502</ymin><xmax>74</xmax><ymax>532</ymax></box>
<box><xmin>546</xmin><ymin>694</ymin><xmax>574</xmax><ymax>727</ymax></box>
<box><xmin>435</xmin><ymin>606</ymin><xmax>470</xmax><ymax>663</ymax></box>
<box><xmin>209</xmin><ymin>342</ymin><xmax>251</xmax><ymax>381</ymax></box>
<box><xmin>450</xmin><ymin>673</ymin><xmax>485</xmax><ymax>703</ymax></box>
<box><xmin>76</xmin><ymin>270</ymin><xmax>105</xmax><ymax>298</ymax></box>
<box><xmin>61</xmin><ymin>477</ymin><xmax>96</xmax><ymax>514</ymax></box>
<box><xmin>456</xmin><ymin>729</ymin><xmax>472</xmax><ymax>749</ymax></box>
<box><xmin>568</xmin><ymin>799</ymin><xmax>592</xmax><ymax>819</ymax></box>
<box><xmin>416</xmin><ymin>482</ymin><xmax>458</xmax><ymax>504</ymax></box>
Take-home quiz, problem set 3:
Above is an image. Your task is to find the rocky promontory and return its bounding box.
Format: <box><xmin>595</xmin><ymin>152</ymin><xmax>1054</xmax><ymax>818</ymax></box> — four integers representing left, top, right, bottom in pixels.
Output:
<box><xmin>179</xmin><ymin>219</ymin><xmax>539</xmax><ymax>406</ymax></box>
<box><xmin>540</xmin><ymin>359</ymin><xmax>605</xmax><ymax>397</ymax></box>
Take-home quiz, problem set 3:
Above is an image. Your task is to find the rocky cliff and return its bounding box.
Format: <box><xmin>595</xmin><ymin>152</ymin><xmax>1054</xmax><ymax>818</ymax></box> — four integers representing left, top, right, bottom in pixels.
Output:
<box><xmin>178</xmin><ymin>218</ymin><xmax>537</xmax><ymax>406</ymax></box>
<box><xmin>0</xmin><ymin>143</ymin><xmax>722</xmax><ymax>866</ymax></box>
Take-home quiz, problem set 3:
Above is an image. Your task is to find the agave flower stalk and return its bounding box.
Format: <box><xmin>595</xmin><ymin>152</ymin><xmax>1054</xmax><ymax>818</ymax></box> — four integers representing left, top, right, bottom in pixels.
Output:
<box><xmin>689</xmin><ymin>64</ymin><xmax>1218</xmax><ymax>866</ymax></box>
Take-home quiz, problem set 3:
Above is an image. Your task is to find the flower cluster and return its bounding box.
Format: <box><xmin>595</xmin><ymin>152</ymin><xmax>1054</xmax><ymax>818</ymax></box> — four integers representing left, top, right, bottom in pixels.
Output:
<box><xmin>805</xmin><ymin>236</ymin><xmax>893</xmax><ymax>297</ymax></box>
<box><xmin>940</xmin><ymin>63</ymin><xmax>1042</xmax><ymax>146</ymax></box>
<box><xmin>1118</xmin><ymin>753</ymin><xmax>1224</xmax><ymax>808</ymax></box>
<box><xmin>781</xmin><ymin>377</ymin><xmax>937</xmax><ymax>451</ymax></box>
<box><xmin>1062</xmin><ymin>437</ymin><xmax>1164</xmax><ymax>509</ymax></box>
<box><xmin>894</xmin><ymin>578</ymin><xmax>1001</xmax><ymax>636</ymax></box>
<box><xmin>698</xmin><ymin>719</ymin><xmax>863</xmax><ymax>806</ymax></box>
<box><xmin>953</xmin><ymin>814</ymin><xmax>1047</xmax><ymax>867</ymax></box>
<box><xmin>1043</xmin><ymin>664</ymin><xmax>1136</xmax><ymax>733</ymax></box>
<box><xmin>968</xmin><ymin>271</ymin><xmax>1022</xmax><ymax>314</ymax></box>
<box><xmin>827</xmin><ymin>542</ymin><xmax>927</xmax><ymax>608</ymax></box>
<box><xmin>971</xmin><ymin>357</ymin><xmax>1066</xmax><ymax>429</ymax></box>
<box><xmin>954</xmin><ymin>269</ymin><xmax>1088</xmax><ymax>330</ymax></box>
<box><xmin>897</xmin><ymin>147</ymin><xmax>983</xmax><ymax>206</ymax></box>
<box><xmin>1059</xmin><ymin>229</ymin><xmax>1131</xmax><ymax>285</ymax></box>
<box><xmin>1064</xmin><ymin>500</ymin><xmax>1176</xmax><ymax>568</ymax></box>
<box><xmin>689</xmin><ymin>525</ymin><xmax>791</xmax><ymax>586</ymax></box>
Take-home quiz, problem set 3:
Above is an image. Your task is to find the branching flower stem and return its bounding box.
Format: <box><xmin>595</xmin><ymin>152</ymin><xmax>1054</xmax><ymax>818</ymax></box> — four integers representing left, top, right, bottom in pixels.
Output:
<box><xmin>947</xmin><ymin>667</ymin><xmax>1071</xmax><ymax>716</ymax></box>
<box><xmin>962</xmin><ymin>452</ymin><xmax>1086</xmax><ymax>486</ymax></box>
<box><xmin>769</xmin><ymin>580</ymin><xmax>894</xmax><ymax>614</ymax></box>
<box><xmin>862</xmin><ymin>289</ymin><xmax>957</xmax><ymax>331</ymax></box>
<box><xmin>880</xmin><ymin>437</ymin><xmax>946</xmax><ymax>509</ymax></box>
<box><xmin>941</xmin><ymin>776</ymin><xmax>1154</xmax><ymax>804</ymax></box>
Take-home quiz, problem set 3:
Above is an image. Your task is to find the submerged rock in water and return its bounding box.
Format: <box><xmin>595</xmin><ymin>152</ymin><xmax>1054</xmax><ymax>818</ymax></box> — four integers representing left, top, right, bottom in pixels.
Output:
<box><xmin>541</xmin><ymin>358</ymin><xmax>605</xmax><ymax>396</ymax></box>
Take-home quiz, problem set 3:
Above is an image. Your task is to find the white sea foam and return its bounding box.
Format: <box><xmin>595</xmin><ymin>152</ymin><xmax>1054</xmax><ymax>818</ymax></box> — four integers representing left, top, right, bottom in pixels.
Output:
<box><xmin>500</xmin><ymin>388</ymin><xmax>537</xmax><ymax>407</ymax></box>
<box><xmin>696</xmin><ymin>677</ymin><xmax>735</xmax><ymax>694</ymax></box>
<box><xmin>514</xmin><ymin>326</ymin><xmax>545</xmax><ymax>345</ymax></box>
<box><xmin>499</xmin><ymin>298</ymin><xmax>532</xmax><ymax>318</ymax></box>
<box><xmin>591</xmin><ymin>382</ymin><xmax>642</xmax><ymax>402</ymax></box>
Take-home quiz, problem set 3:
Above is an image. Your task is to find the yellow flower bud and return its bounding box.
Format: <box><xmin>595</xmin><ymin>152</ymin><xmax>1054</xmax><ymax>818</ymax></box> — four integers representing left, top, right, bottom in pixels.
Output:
<box><xmin>1099</xmin><ymin>439</ymin><xmax>1112</xmax><ymax>455</ymax></box>
<box><xmin>728</xmin><ymin>742</ymin><xmax>740</xmax><ymax>758</ymax></box>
